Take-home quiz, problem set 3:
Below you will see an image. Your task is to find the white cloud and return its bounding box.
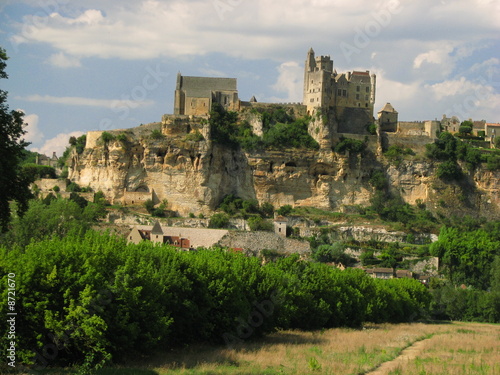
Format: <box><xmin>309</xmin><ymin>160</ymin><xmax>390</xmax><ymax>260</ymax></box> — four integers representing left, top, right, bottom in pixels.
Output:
<box><xmin>47</xmin><ymin>52</ymin><xmax>82</xmax><ymax>68</ymax></box>
<box><xmin>10</xmin><ymin>0</ymin><xmax>497</xmax><ymax>63</ymax></box>
<box><xmin>23</xmin><ymin>113</ymin><xmax>45</xmax><ymax>146</ymax></box>
<box><xmin>31</xmin><ymin>131</ymin><xmax>85</xmax><ymax>157</ymax></box>
<box><xmin>413</xmin><ymin>45</ymin><xmax>454</xmax><ymax>69</ymax></box>
<box><xmin>16</xmin><ymin>94</ymin><xmax>155</xmax><ymax>108</ymax></box>
<box><xmin>269</xmin><ymin>61</ymin><xmax>303</xmax><ymax>102</ymax></box>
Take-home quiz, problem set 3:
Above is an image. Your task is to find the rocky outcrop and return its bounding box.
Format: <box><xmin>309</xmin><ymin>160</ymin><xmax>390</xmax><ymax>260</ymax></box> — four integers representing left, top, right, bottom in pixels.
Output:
<box><xmin>67</xmin><ymin>122</ymin><xmax>500</xmax><ymax>219</ymax></box>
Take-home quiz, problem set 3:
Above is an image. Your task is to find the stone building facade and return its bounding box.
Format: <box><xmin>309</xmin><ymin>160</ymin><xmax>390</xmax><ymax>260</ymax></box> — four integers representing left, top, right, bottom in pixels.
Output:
<box><xmin>173</xmin><ymin>73</ymin><xmax>239</xmax><ymax>116</ymax></box>
<box><xmin>377</xmin><ymin>102</ymin><xmax>398</xmax><ymax>132</ymax></box>
<box><xmin>302</xmin><ymin>48</ymin><xmax>376</xmax><ymax>122</ymax></box>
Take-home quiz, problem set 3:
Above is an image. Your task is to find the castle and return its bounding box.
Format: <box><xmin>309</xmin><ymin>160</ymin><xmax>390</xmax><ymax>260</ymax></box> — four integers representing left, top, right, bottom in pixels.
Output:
<box><xmin>302</xmin><ymin>48</ymin><xmax>376</xmax><ymax>117</ymax></box>
<box><xmin>172</xmin><ymin>48</ymin><xmax>377</xmax><ymax>133</ymax></box>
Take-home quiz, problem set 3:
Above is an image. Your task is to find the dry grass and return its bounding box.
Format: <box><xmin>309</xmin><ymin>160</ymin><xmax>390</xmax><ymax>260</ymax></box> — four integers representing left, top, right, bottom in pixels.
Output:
<box><xmin>28</xmin><ymin>322</ymin><xmax>500</xmax><ymax>375</ymax></box>
<box><xmin>387</xmin><ymin>322</ymin><xmax>500</xmax><ymax>375</ymax></box>
<box><xmin>136</xmin><ymin>323</ymin><xmax>451</xmax><ymax>374</ymax></box>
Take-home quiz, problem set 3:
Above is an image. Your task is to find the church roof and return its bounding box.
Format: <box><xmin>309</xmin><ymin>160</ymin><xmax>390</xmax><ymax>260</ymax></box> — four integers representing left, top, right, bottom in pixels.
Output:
<box><xmin>179</xmin><ymin>75</ymin><xmax>237</xmax><ymax>98</ymax></box>
<box><xmin>379</xmin><ymin>102</ymin><xmax>398</xmax><ymax>114</ymax></box>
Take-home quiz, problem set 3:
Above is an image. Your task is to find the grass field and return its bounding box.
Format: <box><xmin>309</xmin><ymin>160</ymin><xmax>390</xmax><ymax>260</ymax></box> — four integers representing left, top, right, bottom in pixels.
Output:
<box><xmin>30</xmin><ymin>321</ymin><xmax>500</xmax><ymax>375</ymax></box>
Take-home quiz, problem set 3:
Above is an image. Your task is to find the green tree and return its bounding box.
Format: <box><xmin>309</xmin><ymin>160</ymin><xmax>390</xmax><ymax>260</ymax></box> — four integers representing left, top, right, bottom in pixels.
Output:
<box><xmin>312</xmin><ymin>242</ymin><xmax>356</xmax><ymax>265</ymax></box>
<box><xmin>261</xmin><ymin>202</ymin><xmax>274</xmax><ymax>217</ymax></box>
<box><xmin>277</xmin><ymin>204</ymin><xmax>293</xmax><ymax>216</ymax></box>
<box><xmin>247</xmin><ymin>216</ymin><xmax>273</xmax><ymax>231</ymax></box>
<box><xmin>436</xmin><ymin>160</ymin><xmax>462</xmax><ymax>180</ymax></box>
<box><xmin>144</xmin><ymin>199</ymin><xmax>155</xmax><ymax>214</ymax></box>
<box><xmin>0</xmin><ymin>47</ymin><xmax>32</xmax><ymax>231</ymax></box>
<box><xmin>209</xmin><ymin>213</ymin><xmax>230</xmax><ymax>228</ymax></box>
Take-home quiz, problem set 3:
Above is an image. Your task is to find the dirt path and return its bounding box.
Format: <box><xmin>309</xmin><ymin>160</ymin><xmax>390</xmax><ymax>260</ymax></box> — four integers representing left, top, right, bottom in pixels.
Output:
<box><xmin>365</xmin><ymin>337</ymin><xmax>432</xmax><ymax>375</ymax></box>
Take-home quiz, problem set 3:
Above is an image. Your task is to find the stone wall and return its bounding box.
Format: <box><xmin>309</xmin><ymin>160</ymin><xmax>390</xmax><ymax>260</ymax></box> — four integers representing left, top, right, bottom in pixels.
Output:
<box><xmin>34</xmin><ymin>178</ymin><xmax>67</xmax><ymax>192</ymax></box>
<box><xmin>384</xmin><ymin>133</ymin><xmax>433</xmax><ymax>153</ymax></box>
<box><xmin>397</xmin><ymin>121</ymin><xmax>426</xmax><ymax>135</ymax></box>
<box><xmin>122</xmin><ymin>190</ymin><xmax>153</xmax><ymax>206</ymax></box>
<box><xmin>218</xmin><ymin>231</ymin><xmax>310</xmax><ymax>254</ymax></box>
<box><xmin>335</xmin><ymin>107</ymin><xmax>374</xmax><ymax>134</ymax></box>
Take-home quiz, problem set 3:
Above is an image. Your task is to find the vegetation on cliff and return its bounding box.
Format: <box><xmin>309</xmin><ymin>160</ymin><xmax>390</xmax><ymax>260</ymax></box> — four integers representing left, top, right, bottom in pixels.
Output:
<box><xmin>209</xmin><ymin>103</ymin><xmax>319</xmax><ymax>151</ymax></box>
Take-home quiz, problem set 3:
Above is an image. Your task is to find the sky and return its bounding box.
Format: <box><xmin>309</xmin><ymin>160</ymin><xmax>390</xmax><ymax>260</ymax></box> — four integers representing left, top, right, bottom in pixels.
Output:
<box><xmin>0</xmin><ymin>0</ymin><xmax>499</xmax><ymax>156</ymax></box>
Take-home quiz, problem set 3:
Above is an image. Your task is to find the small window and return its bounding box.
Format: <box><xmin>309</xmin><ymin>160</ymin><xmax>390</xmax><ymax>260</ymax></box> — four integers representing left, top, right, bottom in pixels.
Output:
<box><xmin>366</xmin><ymin>87</ymin><xmax>369</xmax><ymax>93</ymax></box>
<box><xmin>356</xmin><ymin>94</ymin><xmax>360</xmax><ymax>100</ymax></box>
<box><xmin>337</xmin><ymin>89</ymin><xmax>342</xmax><ymax>96</ymax></box>
<box><xmin>356</xmin><ymin>86</ymin><xmax>360</xmax><ymax>92</ymax></box>
<box><xmin>343</xmin><ymin>89</ymin><xmax>347</xmax><ymax>97</ymax></box>
<box><xmin>279</xmin><ymin>228</ymin><xmax>282</xmax><ymax>232</ymax></box>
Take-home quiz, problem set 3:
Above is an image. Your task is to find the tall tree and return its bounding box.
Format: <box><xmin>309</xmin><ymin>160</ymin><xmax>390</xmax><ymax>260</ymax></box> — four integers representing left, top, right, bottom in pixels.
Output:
<box><xmin>0</xmin><ymin>47</ymin><xmax>31</xmax><ymax>232</ymax></box>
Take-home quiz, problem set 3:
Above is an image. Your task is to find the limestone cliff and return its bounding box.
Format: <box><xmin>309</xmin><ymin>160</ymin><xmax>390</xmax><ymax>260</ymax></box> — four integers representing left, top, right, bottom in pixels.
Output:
<box><xmin>68</xmin><ymin>120</ymin><xmax>500</xmax><ymax>219</ymax></box>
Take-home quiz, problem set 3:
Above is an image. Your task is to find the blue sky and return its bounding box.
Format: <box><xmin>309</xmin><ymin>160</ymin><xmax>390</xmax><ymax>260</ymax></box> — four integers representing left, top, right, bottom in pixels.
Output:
<box><xmin>0</xmin><ymin>0</ymin><xmax>499</xmax><ymax>156</ymax></box>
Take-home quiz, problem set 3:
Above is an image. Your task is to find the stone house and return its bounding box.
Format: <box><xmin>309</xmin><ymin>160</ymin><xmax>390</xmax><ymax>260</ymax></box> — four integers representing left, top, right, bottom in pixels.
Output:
<box><xmin>377</xmin><ymin>102</ymin><xmax>398</xmax><ymax>132</ymax></box>
<box><xmin>365</xmin><ymin>267</ymin><xmax>395</xmax><ymax>279</ymax></box>
<box><xmin>127</xmin><ymin>222</ymin><xmax>229</xmax><ymax>249</ymax></box>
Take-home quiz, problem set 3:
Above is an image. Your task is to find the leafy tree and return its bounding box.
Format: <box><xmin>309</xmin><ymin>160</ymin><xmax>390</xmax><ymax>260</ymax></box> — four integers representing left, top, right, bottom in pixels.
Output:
<box><xmin>334</xmin><ymin>137</ymin><xmax>366</xmax><ymax>154</ymax></box>
<box><xmin>367</xmin><ymin>123</ymin><xmax>377</xmax><ymax>135</ymax></box>
<box><xmin>430</xmin><ymin>226</ymin><xmax>499</xmax><ymax>289</ymax></box>
<box><xmin>436</xmin><ymin>160</ymin><xmax>462</xmax><ymax>180</ymax></box>
<box><xmin>369</xmin><ymin>170</ymin><xmax>387</xmax><ymax>191</ymax></box>
<box><xmin>261</xmin><ymin>202</ymin><xmax>274</xmax><ymax>218</ymax></box>
<box><xmin>312</xmin><ymin>242</ymin><xmax>356</xmax><ymax>266</ymax></box>
<box><xmin>21</xmin><ymin>163</ymin><xmax>56</xmax><ymax>180</ymax></box>
<box><xmin>459</xmin><ymin>124</ymin><xmax>472</xmax><ymax>135</ymax></box>
<box><xmin>277</xmin><ymin>204</ymin><xmax>293</xmax><ymax>216</ymax></box>
<box><xmin>495</xmin><ymin>137</ymin><xmax>500</xmax><ymax>149</ymax></box>
<box><xmin>247</xmin><ymin>216</ymin><xmax>273</xmax><ymax>231</ymax></box>
<box><xmin>101</xmin><ymin>131</ymin><xmax>115</xmax><ymax>143</ymax></box>
<box><xmin>1</xmin><ymin>198</ymin><xmax>102</xmax><ymax>248</ymax></box>
<box><xmin>144</xmin><ymin>199</ymin><xmax>155</xmax><ymax>214</ymax></box>
<box><xmin>209</xmin><ymin>212</ymin><xmax>230</xmax><ymax>228</ymax></box>
<box><xmin>209</xmin><ymin>103</ymin><xmax>239</xmax><ymax>148</ymax></box>
<box><xmin>0</xmin><ymin>47</ymin><xmax>32</xmax><ymax>231</ymax></box>
<box><xmin>67</xmin><ymin>182</ymin><xmax>82</xmax><ymax>192</ymax></box>
<box><xmin>262</xmin><ymin>118</ymin><xmax>319</xmax><ymax>150</ymax></box>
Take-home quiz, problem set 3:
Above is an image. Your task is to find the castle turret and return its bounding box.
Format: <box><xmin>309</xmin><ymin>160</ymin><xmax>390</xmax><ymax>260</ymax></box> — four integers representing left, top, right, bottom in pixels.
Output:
<box><xmin>306</xmin><ymin>47</ymin><xmax>316</xmax><ymax>72</ymax></box>
<box><xmin>370</xmin><ymin>74</ymin><xmax>376</xmax><ymax>105</ymax></box>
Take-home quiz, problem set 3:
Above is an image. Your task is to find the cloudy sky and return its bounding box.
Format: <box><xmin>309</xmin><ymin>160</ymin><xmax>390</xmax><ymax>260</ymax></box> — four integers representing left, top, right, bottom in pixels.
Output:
<box><xmin>0</xmin><ymin>0</ymin><xmax>499</xmax><ymax>155</ymax></box>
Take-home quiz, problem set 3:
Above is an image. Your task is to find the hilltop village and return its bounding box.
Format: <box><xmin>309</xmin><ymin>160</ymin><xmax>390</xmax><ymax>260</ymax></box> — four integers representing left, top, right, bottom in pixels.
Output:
<box><xmin>31</xmin><ymin>48</ymin><xmax>500</xmax><ymax>280</ymax></box>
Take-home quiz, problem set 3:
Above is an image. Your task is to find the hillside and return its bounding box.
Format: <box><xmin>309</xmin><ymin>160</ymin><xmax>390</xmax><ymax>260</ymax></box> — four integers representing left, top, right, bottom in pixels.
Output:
<box><xmin>63</xmin><ymin>107</ymin><xmax>500</xmax><ymax>220</ymax></box>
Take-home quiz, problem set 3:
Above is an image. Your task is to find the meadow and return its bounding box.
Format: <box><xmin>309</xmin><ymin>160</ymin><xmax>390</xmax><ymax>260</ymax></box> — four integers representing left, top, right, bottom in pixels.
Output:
<box><xmin>33</xmin><ymin>321</ymin><xmax>499</xmax><ymax>375</ymax></box>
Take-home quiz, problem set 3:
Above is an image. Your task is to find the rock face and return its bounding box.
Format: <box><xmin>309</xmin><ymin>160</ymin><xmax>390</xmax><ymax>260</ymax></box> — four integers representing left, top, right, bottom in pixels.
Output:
<box><xmin>68</xmin><ymin>121</ymin><xmax>500</xmax><ymax>219</ymax></box>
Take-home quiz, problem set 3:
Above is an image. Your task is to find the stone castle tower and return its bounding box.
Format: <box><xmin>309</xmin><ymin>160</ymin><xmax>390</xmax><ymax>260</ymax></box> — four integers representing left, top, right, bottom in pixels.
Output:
<box><xmin>303</xmin><ymin>48</ymin><xmax>376</xmax><ymax>133</ymax></box>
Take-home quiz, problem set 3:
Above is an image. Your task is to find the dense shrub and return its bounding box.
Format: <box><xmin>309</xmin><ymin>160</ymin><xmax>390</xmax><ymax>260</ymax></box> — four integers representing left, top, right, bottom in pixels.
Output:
<box><xmin>334</xmin><ymin>137</ymin><xmax>366</xmax><ymax>154</ymax></box>
<box><xmin>262</xmin><ymin>118</ymin><xmax>319</xmax><ymax>150</ymax></box>
<box><xmin>436</xmin><ymin>160</ymin><xmax>462</xmax><ymax>180</ymax></box>
<box><xmin>21</xmin><ymin>164</ymin><xmax>56</xmax><ymax>181</ymax></box>
<box><xmin>247</xmin><ymin>216</ymin><xmax>273</xmax><ymax>231</ymax></box>
<box><xmin>209</xmin><ymin>213</ymin><xmax>230</xmax><ymax>228</ymax></box>
<box><xmin>0</xmin><ymin>231</ymin><xmax>434</xmax><ymax>369</ymax></box>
